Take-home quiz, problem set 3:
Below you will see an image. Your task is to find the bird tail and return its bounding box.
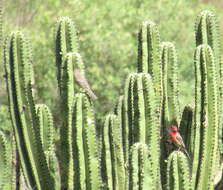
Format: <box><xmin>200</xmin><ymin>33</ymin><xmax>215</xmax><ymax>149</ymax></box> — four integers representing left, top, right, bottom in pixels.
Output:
<box><xmin>183</xmin><ymin>148</ymin><xmax>190</xmax><ymax>160</ymax></box>
<box><xmin>86</xmin><ymin>90</ymin><xmax>98</xmax><ymax>100</ymax></box>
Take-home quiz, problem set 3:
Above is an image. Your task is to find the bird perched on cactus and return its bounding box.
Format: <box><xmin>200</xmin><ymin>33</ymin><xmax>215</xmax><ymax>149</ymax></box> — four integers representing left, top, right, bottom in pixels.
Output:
<box><xmin>167</xmin><ymin>125</ymin><xmax>190</xmax><ymax>158</ymax></box>
<box><xmin>74</xmin><ymin>68</ymin><xmax>98</xmax><ymax>100</ymax></box>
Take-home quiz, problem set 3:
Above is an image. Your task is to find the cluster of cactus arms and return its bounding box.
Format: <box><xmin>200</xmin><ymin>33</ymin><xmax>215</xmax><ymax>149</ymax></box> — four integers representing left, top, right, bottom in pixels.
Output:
<box><xmin>1</xmin><ymin>2</ymin><xmax>223</xmax><ymax>189</ymax></box>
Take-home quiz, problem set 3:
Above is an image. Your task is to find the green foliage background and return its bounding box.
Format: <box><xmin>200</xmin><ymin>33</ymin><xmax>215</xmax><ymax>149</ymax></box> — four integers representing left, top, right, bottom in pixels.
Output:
<box><xmin>1</xmin><ymin>0</ymin><xmax>223</xmax><ymax>125</ymax></box>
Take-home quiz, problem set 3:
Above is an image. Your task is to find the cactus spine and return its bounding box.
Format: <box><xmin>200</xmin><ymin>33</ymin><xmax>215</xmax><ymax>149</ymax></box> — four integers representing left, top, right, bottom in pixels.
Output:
<box><xmin>166</xmin><ymin>151</ymin><xmax>191</xmax><ymax>190</ymax></box>
<box><xmin>101</xmin><ymin>114</ymin><xmax>125</xmax><ymax>190</ymax></box>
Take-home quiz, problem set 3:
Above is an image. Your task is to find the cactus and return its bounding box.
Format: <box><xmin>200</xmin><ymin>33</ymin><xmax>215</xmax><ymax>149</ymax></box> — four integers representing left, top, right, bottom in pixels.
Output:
<box><xmin>115</xmin><ymin>96</ymin><xmax>128</xmax><ymax>163</ymax></box>
<box><xmin>4</xmin><ymin>31</ymin><xmax>54</xmax><ymax>190</ymax></box>
<box><xmin>72</xmin><ymin>93</ymin><xmax>102</xmax><ymax>190</ymax></box>
<box><xmin>161</xmin><ymin>42</ymin><xmax>180</xmax><ymax>127</ymax></box>
<box><xmin>36</xmin><ymin>104</ymin><xmax>54</xmax><ymax>154</ymax></box>
<box><xmin>101</xmin><ymin>114</ymin><xmax>125</xmax><ymax>190</ymax></box>
<box><xmin>54</xmin><ymin>17</ymin><xmax>79</xmax><ymax>91</ymax></box>
<box><xmin>137</xmin><ymin>21</ymin><xmax>163</xmax><ymax>120</ymax></box>
<box><xmin>179</xmin><ymin>105</ymin><xmax>193</xmax><ymax>151</ymax></box>
<box><xmin>194</xmin><ymin>45</ymin><xmax>219</xmax><ymax>190</ymax></box>
<box><xmin>124</xmin><ymin>72</ymin><xmax>161</xmax><ymax>188</ymax></box>
<box><xmin>58</xmin><ymin>52</ymin><xmax>84</xmax><ymax>189</ymax></box>
<box><xmin>195</xmin><ymin>10</ymin><xmax>223</xmax><ymax>157</ymax></box>
<box><xmin>166</xmin><ymin>151</ymin><xmax>191</xmax><ymax>190</ymax></box>
<box><xmin>160</xmin><ymin>42</ymin><xmax>181</xmax><ymax>187</ymax></box>
<box><xmin>0</xmin><ymin>130</ymin><xmax>10</xmax><ymax>189</ymax></box>
<box><xmin>35</xmin><ymin>104</ymin><xmax>60</xmax><ymax>189</ymax></box>
<box><xmin>129</xmin><ymin>143</ymin><xmax>154</xmax><ymax>190</ymax></box>
<box><xmin>2</xmin><ymin>7</ymin><xmax>223</xmax><ymax>190</ymax></box>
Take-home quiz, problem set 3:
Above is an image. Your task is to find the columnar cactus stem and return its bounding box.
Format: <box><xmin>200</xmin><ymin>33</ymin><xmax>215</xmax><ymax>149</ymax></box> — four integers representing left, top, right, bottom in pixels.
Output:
<box><xmin>129</xmin><ymin>143</ymin><xmax>154</xmax><ymax>190</ymax></box>
<box><xmin>160</xmin><ymin>42</ymin><xmax>180</xmax><ymax>189</ymax></box>
<box><xmin>114</xmin><ymin>95</ymin><xmax>128</xmax><ymax>163</ymax></box>
<box><xmin>72</xmin><ymin>93</ymin><xmax>102</xmax><ymax>190</ymax></box>
<box><xmin>54</xmin><ymin>17</ymin><xmax>79</xmax><ymax>91</ymax></box>
<box><xmin>59</xmin><ymin>52</ymin><xmax>75</xmax><ymax>189</ymax></box>
<box><xmin>0</xmin><ymin>130</ymin><xmax>10</xmax><ymax>189</ymax></box>
<box><xmin>195</xmin><ymin>10</ymin><xmax>223</xmax><ymax>156</ymax></box>
<box><xmin>36</xmin><ymin>104</ymin><xmax>54</xmax><ymax>153</ymax></box>
<box><xmin>101</xmin><ymin>114</ymin><xmax>125</xmax><ymax>190</ymax></box>
<box><xmin>166</xmin><ymin>151</ymin><xmax>191</xmax><ymax>190</ymax></box>
<box><xmin>58</xmin><ymin>52</ymin><xmax>85</xmax><ymax>189</ymax></box>
<box><xmin>124</xmin><ymin>73</ymin><xmax>137</xmax><ymax>149</ymax></box>
<box><xmin>194</xmin><ymin>45</ymin><xmax>219</xmax><ymax>190</ymax></box>
<box><xmin>114</xmin><ymin>96</ymin><xmax>129</xmax><ymax>189</ymax></box>
<box><xmin>137</xmin><ymin>21</ymin><xmax>163</xmax><ymax>119</ymax></box>
<box><xmin>124</xmin><ymin>73</ymin><xmax>160</xmax><ymax>188</ymax></box>
<box><xmin>161</xmin><ymin>42</ymin><xmax>180</xmax><ymax>127</ymax></box>
<box><xmin>4</xmin><ymin>31</ymin><xmax>54</xmax><ymax>189</ymax></box>
<box><xmin>36</xmin><ymin>104</ymin><xmax>59</xmax><ymax>188</ymax></box>
<box><xmin>179</xmin><ymin>105</ymin><xmax>193</xmax><ymax>151</ymax></box>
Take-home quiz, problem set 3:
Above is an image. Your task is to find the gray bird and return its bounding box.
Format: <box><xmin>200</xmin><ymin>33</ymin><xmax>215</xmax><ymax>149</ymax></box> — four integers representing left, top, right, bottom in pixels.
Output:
<box><xmin>74</xmin><ymin>69</ymin><xmax>98</xmax><ymax>100</ymax></box>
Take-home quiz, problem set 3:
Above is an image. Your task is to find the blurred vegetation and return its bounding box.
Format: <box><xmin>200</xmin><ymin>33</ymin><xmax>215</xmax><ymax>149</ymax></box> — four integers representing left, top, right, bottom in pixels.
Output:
<box><xmin>1</xmin><ymin>0</ymin><xmax>223</xmax><ymax>127</ymax></box>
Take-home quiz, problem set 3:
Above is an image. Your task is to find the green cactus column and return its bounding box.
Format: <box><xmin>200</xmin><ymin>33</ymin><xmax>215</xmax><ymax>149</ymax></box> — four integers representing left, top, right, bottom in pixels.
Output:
<box><xmin>195</xmin><ymin>10</ymin><xmax>223</xmax><ymax>157</ymax></box>
<box><xmin>137</xmin><ymin>21</ymin><xmax>163</xmax><ymax>119</ymax></box>
<box><xmin>36</xmin><ymin>104</ymin><xmax>54</xmax><ymax>154</ymax></box>
<box><xmin>166</xmin><ymin>151</ymin><xmax>191</xmax><ymax>190</ymax></box>
<box><xmin>72</xmin><ymin>93</ymin><xmax>102</xmax><ymax>190</ymax></box>
<box><xmin>59</xmin><ymin>53</ymin><xmax>85</xmax><ymax>189</ymax></box>
<box><xmin>35</xmin><ymin>104</ymin><xmax>60</xmax><ymax>189</ymax></box>
<box><xmin>161</xmin><ymin>42</ymin><xmax>180</xmax><ymax>127</ymax></box>
<box><xmin>115</xmin><ymin>96</ymin><xmax>128</xmax><ymax>163</ymax></box>
<box><xmin>0</xmin><ymin>130</ymin><xmax>11</xmax><ymax>190</ymax></box>
<box><xmin>4</xmin><ymin>31</ymin><xmax>54</xmax><ymax>190</ymax></box>
<box><xmin>179</xmin><ymin>105</ymin><xmax>193</xmax><ymax>152</ymax></box>
<box><xmin>101</xmin><ymin>114</ymin><xmax>125</xmax><ymax>190</ymax></box>
<box><xmin>58</xmin><ymin>52</ymin><xmax>77</xmax><ymax>189</ymax></box>
<box><xmin>54</xmin><ymin>17</ymin><xmax>79</xmax><ymax>92</ymax></box>
<box><xmin>124</xmin><ymin>72</ymin><xmax>160</xmax><ymax>188</ymax></box>
<box><xmin>194</xmin><ymin>45</ymin><xmax>219</xmax><ymax>190</ymax></box>
<box><xmin>158</xmin><ymin>42</ymin><xmax>180</xmax><ymax>189</ymax></box>
<box><xmin>129</xmin><ymin>143</ymin><xmax>154</xmax><ymax>190</ymax></box>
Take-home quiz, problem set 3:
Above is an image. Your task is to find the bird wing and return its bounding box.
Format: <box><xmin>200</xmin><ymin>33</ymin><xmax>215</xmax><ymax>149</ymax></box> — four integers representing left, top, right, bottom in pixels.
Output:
<box><xmin>176</xmin><ymin>134</ymin><xmax>186</xmax><ymax>148</ymax></box>
<box><xmin>74</xmin><ymin>69</ymin><xmax>98</xmax><ymax>100</ymax></box>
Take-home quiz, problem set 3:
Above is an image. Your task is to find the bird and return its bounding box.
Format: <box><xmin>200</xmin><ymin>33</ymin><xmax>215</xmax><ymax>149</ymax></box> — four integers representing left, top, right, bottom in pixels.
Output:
<box><xmin>167</xmin><ymin>125</ymin><xmax>190</xmax><ymax>159</ymax></box>
<box><xmin>74</xmin><ymin>68</ymin><xmax>98</xmax><ymax>100</ymax></box>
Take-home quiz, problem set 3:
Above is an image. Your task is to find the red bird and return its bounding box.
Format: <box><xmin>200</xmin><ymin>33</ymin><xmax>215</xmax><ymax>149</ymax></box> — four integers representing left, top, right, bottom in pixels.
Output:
<box><xmin>168</xmin><ymin>125</ymin><xmax>190</xmax><ymax>158</ymax></box>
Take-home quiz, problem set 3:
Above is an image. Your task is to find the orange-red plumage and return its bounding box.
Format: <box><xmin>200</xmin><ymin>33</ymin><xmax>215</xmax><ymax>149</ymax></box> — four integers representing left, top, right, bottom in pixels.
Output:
<box><xmin>168</xmin><ymin>125</ymin><xmax>190</xmax><ymax>158</ymax></box>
